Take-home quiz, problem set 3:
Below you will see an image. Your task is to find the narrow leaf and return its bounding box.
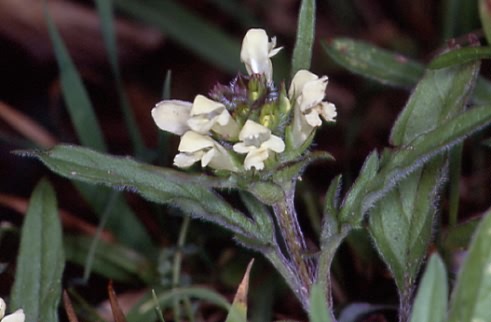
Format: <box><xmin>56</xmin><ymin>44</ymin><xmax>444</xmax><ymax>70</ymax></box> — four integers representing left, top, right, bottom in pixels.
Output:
<box><xmin>409</xmin><ymin>254</ymin><xmax>448</xmax><ymax>322</ymax></box>
<box><xmin>291</xmin><ymin>0</ymin><xmax>316</xmax><ymax>77</ymax></box>
<box><xmin>448</xmin><ymin>208</ymin><xmax>491</xmax><ymax>322</ymax></box>
<box><xmin>429</xmin><ymin>47</ymin><xmax>491</xmax><ymax>69</ymax></box>
<box><xmin>322</xmin><ymin>38</ymin><xmax>491</xmax><ymax>104</ymax></box>
<box><xmin>308</xmin><ymin>283</ymin><xmax>333</xmax><ymax>322</ymax></box>
<box><xmin>63</xmin><ymin>291</ymin><xmax>80</xmax><ymax>322</ymax></box>
<box><xmin>322</xmin><ymin>38</ymin><xmax>423</xmax><ymax>88</ymax></box>
<box><xmin>225</xmin><ymin>259</ymin><xmax>254</xmax><ymax>322</ymax></box>
<box><xmin>44</xmin><ymin>7</ymin><xmax>106</xmax><ymax>151</ymax></box>
<box><xmin>10</xmin><ymin>179</ymin><xmax>65</xmax><ymax>322</ymax></box>
<box><xmin>108</xmin><ymin>281</ymin><xmax>128</xmax><ymax>322</ymax></box>
<box><xmin>22</xmin><ymin>145</ymin><xmax>264</xmax><ymax>243</ymax></box>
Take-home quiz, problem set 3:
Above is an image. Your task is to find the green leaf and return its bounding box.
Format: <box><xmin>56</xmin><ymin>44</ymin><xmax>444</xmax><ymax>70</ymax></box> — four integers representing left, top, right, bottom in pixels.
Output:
<box><xmin>23</xmin><ymin>145</ymin><xmax>266</xmax><ymax>244</ymax></box>
<box><xmin>113</xmin><ymin>0</ymin><xmax>241</xmax><ymax>74</ymax></box>
<box><xmin>409</xmin><ymin>254</ymin><xmax>448</xmax><ymax>322</ymax></box>
<box><xmin>10</xmin><ymin>179</ymin><xmax>65</xmax><ymax>322</ymax></box>
<box><xmin>429</xmin><ymin>47</ymin><xmax>491</xmax><ymax>69</ymax></box>
<box><xmin>64</xmin><ymin>235</ymin><xmax>157</xmax><ymax>284</ymax></box>
<box><xmin>441</xmin><ymin>217</ymin><xmax>480</xmax><ymax>251</ymax></box>
<box><xmin>322</xmin><ymin>38</ymin><xmax>424</xmax><ymax>88</ymax></box>
<box><xmin>291</xmin><ymin>0</ymin><xmax>316</xmax><ymax>77</ymax></box>
<box><xmin>390</xmin><ymin>61</ymin><xmax>479</xmax><ymax>145</ymax></box>
<box><xmin>322</xmin><ymin>38</ymin><xmax>491</xmax><ymax>105</ymax></box>
<box><xmin>448</xmin><ymin>208</ymin><xmax>491</xmax><ymax>322</ymax></box>
<box><xmin>308</xmin><ymin>283</ymin><xmax>333</xmax><ymax>322</ymax></box>
<box><xmin>94</xmin><ymin>0</ymin><xmax>147</xmax><ymax>157</ymax></box>
<box><xmin>369</xmin><ymin>157</ymin><xmax>446</xmax><ymax>312</ymax></box>
<box><xmin>44</xmin><ymin>7</ymin><xmax>106</xmax><ymax>151</ymax></box>
<box><xmin>479</xmin><ymin>0</ymin><xmax>491</xmax><ymax>44</ymax></box>
<box><xmin>225</xmin><ymin>260</ymin><xmax>253</xmax><ymax>322</ymax></box>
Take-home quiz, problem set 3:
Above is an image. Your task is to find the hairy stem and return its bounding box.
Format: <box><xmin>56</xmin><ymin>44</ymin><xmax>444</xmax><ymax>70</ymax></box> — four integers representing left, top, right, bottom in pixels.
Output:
<box><xmin>272</xmin><ymin>186</ymin><xmax>314</xmax><ymax>305</ymax></box>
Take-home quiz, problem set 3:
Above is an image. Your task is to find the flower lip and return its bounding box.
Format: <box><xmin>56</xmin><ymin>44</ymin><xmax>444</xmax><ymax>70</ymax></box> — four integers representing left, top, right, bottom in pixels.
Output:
<box><xmin>151</xmin><ymin>100</ymin><xmax>192</xmax><ymax>136</ymax></box>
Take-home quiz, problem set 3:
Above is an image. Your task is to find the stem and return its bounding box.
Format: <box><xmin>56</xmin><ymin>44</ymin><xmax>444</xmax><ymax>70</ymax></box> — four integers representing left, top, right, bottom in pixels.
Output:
<box><xmin>272</xmin><ymin>186</ymin><xmax>314</xmax><ymax>305</ymax></box>
<box><xmin>316</xmin><ymin>226</ymin><xmax>349</xmax><ymax>306</ymax></box>
<box><xmin>265</xmin><ymin>247</ymin><xmax>310</xmax><ymax>311</ymax></box>
<box><xmin>172</xmin><ymin>216</ymin><xmax>191</xmax><ymax>322</ymax></box>
<box><xmin>448</xmin><ymin>144</ymin><xmax>462</xmax><ymax>227</ymax></box>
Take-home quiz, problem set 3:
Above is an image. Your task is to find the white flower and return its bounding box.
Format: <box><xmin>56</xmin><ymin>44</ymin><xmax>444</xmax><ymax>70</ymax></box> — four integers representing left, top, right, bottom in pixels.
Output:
<box><xmin>151</xmin><ymin>100</ymin><xmax>192</xmax><ymax>136</ymax></box>
<box><xmin>0</xmin><ymin>298</ymin><xmax>25</xmax><ymax>322</ymax></box>
<box><xmin>2</xmin><ymin>310</ymin><xmax>24</xmax><ymax>322</ymax></box>
<box><xmin>187</xmin><ymin>95</ymin><xmax>239</xmax><ymax>139</ymax></box>
<box><xmin>240</xmin><ymin>29</ymin><xmax>282</xmax><ymax>81</ymax></box>
<box><xmin>233</xmin><ymin>120</ymin><xmax>285</xmax><ymax>170</ymax></box>
<box><xmin>174</xmin><ymin>131</ymin><xmax>239</xmax><ymax>172</ymax></box>
<box><xmin>289</xmin><ymin>70</ymin><xmax>337</xmax><ymax>148</ymax></box>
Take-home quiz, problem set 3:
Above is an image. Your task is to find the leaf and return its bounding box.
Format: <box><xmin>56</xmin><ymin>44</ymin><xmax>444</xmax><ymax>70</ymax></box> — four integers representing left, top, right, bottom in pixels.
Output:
<box><xmin>113</xmin><ymin>0</ymin><xmax>241</xmax><ymax>74</ymax></box>
<box><xmin>390</xmin><ymin>61</ymin><xmax>480</xmax><ymax>145</ymax></box>
<box><xmin>322</xmin><ymin>38</ymin><xmax>424</xmax><ymax>88</ymax></box>
<box><xmin>308</xmin><ymin>283</ymin><xmax>333</xmax><ymax>322</ymax></box>
<box><xmin>448</xmin><ymin>208</ymin><xmax>491</xmax><ymax>322</ymax></box>
<box><xmin>291</xmin><ymin>0</ymin><xmax>316</xmax><ymax>77</ymax></box>
<box><xmin>322</xmin><ymin>38</ymin><xmax>491</xmax><ymax>105</ymax></box>
<box><xmin>337</xmin><ymin>303</ymin><xmax>393</xmax><ymax>322</ymax></box>
<box><xmin>429</xmin><ymin>47</ymin><xmax>491</xmax><ymax>69</ymax></box>
<box><xmin>225</xmin><ymin>259</ymin><xmax>254</xmax><ymax>322</ymax></box>
<box><xmin>64</xmin><ymin>235</ymin><xmax>156</xmax><ymax>284</ymax></box>
<box><xmin>63</xmin><ymin>291</ymin><xmax>80</xmax><ymax>322</ymax></box>
<box><xmin>369</xmin><ymin>156</ymin><xmax>446</xmax><ymax>316</ymax></box>
<box><xmin>409</xmin><ymin>254</ymin><xmax>448</xmax><ymax>322</ymax></box>
<box><xmin>479</xmin><ymin>0</ymin><xmax>491</xmax><ymax>44</ymax></box>
<box><xmin>441</xmin><ymin>217</ymin><xmax>480</xmax><ymax>251</ymax></box>
<box><xmin>22</xmin><ymin>145</ymin><xmax>266</xmax><ymax>244</ymax></box>
<box><xmin>44</xmin><ymin>7</ymin><xmax>106</xmax><ymax>151</ymax></box>
<box><xmin>10</xmin><ymin>179</ymin><xmax>65</xmax><ymax>322</ymax></box>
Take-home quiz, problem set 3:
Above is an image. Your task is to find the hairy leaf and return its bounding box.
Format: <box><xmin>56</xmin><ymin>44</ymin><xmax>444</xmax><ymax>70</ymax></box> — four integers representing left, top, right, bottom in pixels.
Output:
<box><xmin>291</xmin><ymin>0</ymin><xmax>316</xmax><ymax>76</ymax></box>
<box><xmin>10</xmin><ymin>179</ymin><xmax>65</xmax><ymax>322</ymax></box>
<box><xmin>22</xmin><ymin>145</ymin><xmax>265</xmax><ymax>243</ymax></box>
<box><xmin>409</xmin><ymin>254</ymin><xmax>448</xmax><ymax>322</ymax></box>
<box><xmin>448</xmin><ymin>208</ymin><xmax>491</xmax><ymax>322</ymax></box>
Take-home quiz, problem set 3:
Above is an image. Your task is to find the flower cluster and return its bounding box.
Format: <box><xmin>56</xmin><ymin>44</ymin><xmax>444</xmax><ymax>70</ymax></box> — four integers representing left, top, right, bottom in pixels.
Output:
<box><xmin>0</xmin><ymin>298</ymin><xmax>24</xmax><ymax>322</ymax></box>
<box><xmin>152</xmin><ymin>28</ymin><xmax>336</xmax><ymax>172</ymax></box>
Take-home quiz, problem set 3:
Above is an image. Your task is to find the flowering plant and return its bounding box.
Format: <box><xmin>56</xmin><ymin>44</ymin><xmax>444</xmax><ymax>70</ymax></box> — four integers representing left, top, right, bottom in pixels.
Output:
<box><xmin>14</xmin><ymin>1</ymin><xmax>491</xmax><ymax>321</ymax></box>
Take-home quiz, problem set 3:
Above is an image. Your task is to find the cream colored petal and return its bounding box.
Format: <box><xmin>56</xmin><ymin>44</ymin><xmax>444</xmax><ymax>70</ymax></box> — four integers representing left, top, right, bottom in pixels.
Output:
<box><xmin>233</xmin><ymin>142</ymin><xmax>253</xmax><ymax>154</ymax></box>
<box><xmin>208</xmin><ymin>144</ymin><xmax>240</xmax><ymax>172</ymax></box>
<box><xmin>291</xmin><ymin>104</ymin><xmax>315</xmax><ymax>149</ymax></box>
<box><xmin>288</xmin><ymin>70</ymin><xmax>318</xmax><ymax>99</ymax></box>
<box><xmin>299</xmin><ymin>76</ymin><xmax>328</xmax><ymax>111</ymax></box>
<box><xmin>190</xmin><ymin>95</ymin><xmax>225</xmax><ymax>115</ymax></box>
<box><xmin>187</xmin><ymin>116</ymin><xmax>215</xmax><ymax>134</ymax></box>
<box><xmin>262</xmin><ymin>134</ymin><xmax>285</xmax><ymax>153</ymax></box>
<box><xmin>1</xmin><ymin>309</ymin><xmax>25</xmax><ymax>322</ymax></box>
<box><xmin>0</xmin><ymin>297</ymin><xmax>6</xmax><ymax>319</ymax></box>
<box><xmin>201</xmin><ymin>148</ymin><xmax>216</xmax><ymax>167</ymax></box>
<box><xmin>240</xmin><ymin>29</ymin><xmax>269</xmax><ymax>74</ymax></box>
<box><xmin>238</xmin><ymin>120</ymin><xmax>270</xmax><ymax>141</ymax></box>
<box><xmin>178</xmin><ymin>131</ymin><xmax>214</xmax><ymax>153</ymax></box>
<box><xmin>174</xmin><ymin>152</ymin><xmax>203</xmax><ymax>168</ymax></box>
<box><xmin>319</xmin><ymin>102</ymin><xmax>337</xmax><ymax>122</ymax></box>
<box><xmin>304</xmin><ymin>109</ymin><xmax>323</xmax><ymax>127</ymax></box>
<box><xmin>151</xmin><ymin>100</ymin><xmax>191</xmax><ymax>135</ymax></box>
<box><xmin>244</xmin><ymin>148</ymin><xmax>269</xmax><ymax>170</ymax></box>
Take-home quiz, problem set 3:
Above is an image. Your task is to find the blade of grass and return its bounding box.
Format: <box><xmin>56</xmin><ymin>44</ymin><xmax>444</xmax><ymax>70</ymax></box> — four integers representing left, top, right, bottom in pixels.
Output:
<box><xmin>172</xmin><ymin>216</ymin><xmax>191</xmax><ymax>321</ymax></box>
<box><xmin>94</xmin><ymin>0</ymin><xmax>147</xmax><ymax>157</ymax></box>
<box><xmin>44</xmin><ymin>6</ymin><xmax>107</xmax><ymax>151</ymax></box>
<box><xmin>291</xmin><ymin>0</ymin><xmax>316</xmax><ymax>77</ymax></box>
